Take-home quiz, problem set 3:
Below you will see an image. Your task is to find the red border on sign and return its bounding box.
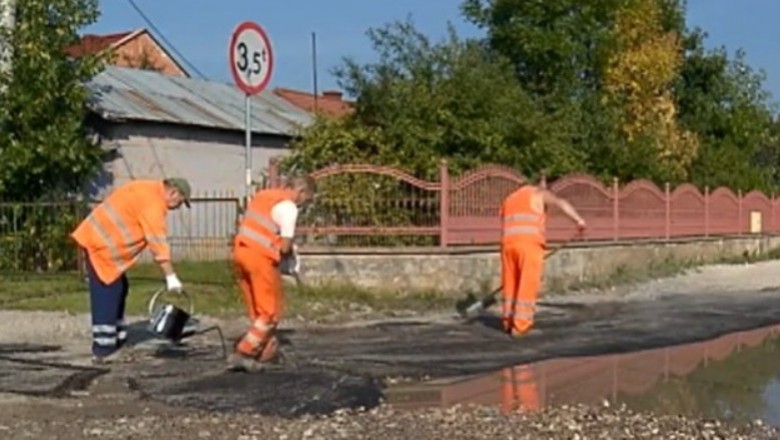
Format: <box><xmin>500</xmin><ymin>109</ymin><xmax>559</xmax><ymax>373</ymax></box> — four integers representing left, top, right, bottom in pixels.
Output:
<box><xmin>229</xmin><ymin>21</ymin><xmax>274</xmax><ymax>95</ymax></box>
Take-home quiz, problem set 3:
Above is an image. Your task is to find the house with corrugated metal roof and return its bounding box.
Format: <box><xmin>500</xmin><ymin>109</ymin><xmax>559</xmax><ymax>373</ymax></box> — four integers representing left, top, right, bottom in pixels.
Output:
<box><xmin>84</xmin><ymin>65</ymin><xmax>313</xmax><ymax>201</ymax></box>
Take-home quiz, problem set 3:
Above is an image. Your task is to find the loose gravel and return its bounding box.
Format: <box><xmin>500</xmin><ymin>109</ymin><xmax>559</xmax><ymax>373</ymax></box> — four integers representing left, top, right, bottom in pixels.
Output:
<box><xmin>1</xmin><ymin>402</ymin><xmax>777</xmax><ymax>440</ymax></box>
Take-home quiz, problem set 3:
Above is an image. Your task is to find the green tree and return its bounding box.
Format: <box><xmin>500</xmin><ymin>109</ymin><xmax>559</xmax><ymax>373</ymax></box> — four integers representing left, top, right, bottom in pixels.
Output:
<box><xmin>0</xmin><ymin>0</ymin><xmax>106</xmax><ymax>200</ymax></box>
<box><xmin>285</xmin><ymin>18</ymin><xmax>585</xmax><ymax>179</ymax></box>
<box><xmin>602</xmin><ymin>0</ymin><xmax>698</xmax><ymax>182</ymax></box>
<box><xmin>674</xmin><ymin>29</ymin><xmax>779</xmax><ymax>192</ymax></box>
<box><xmin>461</xmin><ymin>0</ymin><xmax>779</xmax><ymax>191</ymax></box>
<box><xmin>283</xmin><ymin>18</ymin><xmax>591</xmax><ymax>246</ymax></box>
<box><xmin>460</xmin><ymin>0</ymin><xmax>622</xmax><ymax>99</ymax></box>
<box><xmin>458</xmin><ymin>0</ymin><xmax>630</xmax><ymax>181</ymax></box>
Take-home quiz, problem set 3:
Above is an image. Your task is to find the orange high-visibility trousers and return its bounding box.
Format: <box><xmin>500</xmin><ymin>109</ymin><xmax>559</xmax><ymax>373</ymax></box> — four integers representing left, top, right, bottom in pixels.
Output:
<box><xmin>233</xmin><ymin>242</ymin><xmax>283</xmax><ymax>357</ymax></box>
<box><xmin>501</xmin><ymin>242</ymin><xmax>544</xmax><ymax>335</ymax></box>
<box><xmin>500</xmin><ymin>365</ymin><xmax>541</xmax><ymax>413</ymax></box>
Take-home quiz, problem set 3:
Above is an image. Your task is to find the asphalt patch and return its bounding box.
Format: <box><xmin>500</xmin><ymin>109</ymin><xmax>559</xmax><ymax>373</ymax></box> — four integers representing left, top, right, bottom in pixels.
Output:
<box><xmin>136</xmin><ymin>363</ymin><xmax>383</xmax><ymax>418</ymax></box>
<box><xmin>0</xmin><ymin>344</ymin><xmax>109</xmax><ymax>397</ymax></box>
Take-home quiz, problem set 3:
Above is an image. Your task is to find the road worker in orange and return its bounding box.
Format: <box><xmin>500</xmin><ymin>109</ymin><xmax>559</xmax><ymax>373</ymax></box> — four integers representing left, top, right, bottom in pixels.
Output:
<box><xmin>227</xmin><ymin>175</ymin><xmax>316</xmax><ymax>372</ymax></box>
<box><xmin>71</xmin><ymin>178</ymin><xmax>191</xmax><ymax>364</ymax></box>
<box><xmin>500</xmin><ymin>179</ymin><xmax>585</xmax><ymax>337</ymax></box>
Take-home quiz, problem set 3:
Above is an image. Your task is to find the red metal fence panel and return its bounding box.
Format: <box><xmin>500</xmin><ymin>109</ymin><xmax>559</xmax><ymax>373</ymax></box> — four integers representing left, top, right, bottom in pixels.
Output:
<box><xmin>265</xmin><ymin>159</ymin><xmax>780</xmax><ymax>247</ymax></box>
<box><xmin>3</xmin><ymin>160</ymin><xmax>777</xmax><ymax>271</ymax></box>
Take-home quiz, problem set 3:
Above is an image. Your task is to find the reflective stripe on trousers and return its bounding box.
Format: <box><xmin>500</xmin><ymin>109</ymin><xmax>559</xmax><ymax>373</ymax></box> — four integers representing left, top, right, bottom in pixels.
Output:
<box><xmin>503</xmin><ymin>298</ymin><xmax>536</xmax><ymax>320</ymax></box>
<box><xmin>91</xmin><ymin>326</ymin><xmax>126</xmax><ymax>346</ymax></box>
<box><xmin>92</xmin><ymin>324</ymin><xmax>118</xmax><ymax>347</ymax></box>
<box><xmin>236</xmin><ymin>318</ymin><xmax>276</xmax><ymax>356</ymax></box>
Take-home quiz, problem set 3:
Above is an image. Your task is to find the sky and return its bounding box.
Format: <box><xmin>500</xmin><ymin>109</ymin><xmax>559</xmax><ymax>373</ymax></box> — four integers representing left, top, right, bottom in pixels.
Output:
<box><xmin>84</xmin><ymin>0</ymin><xmax>780</xmax><ymax>105</ymax></box>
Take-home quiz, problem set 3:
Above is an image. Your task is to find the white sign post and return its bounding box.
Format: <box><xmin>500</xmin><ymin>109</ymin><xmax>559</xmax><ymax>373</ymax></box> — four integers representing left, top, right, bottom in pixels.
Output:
<box><xmin>229</xmin><ymin>21</ymin><xmax>274</xmax><ymax>206</ymax></box>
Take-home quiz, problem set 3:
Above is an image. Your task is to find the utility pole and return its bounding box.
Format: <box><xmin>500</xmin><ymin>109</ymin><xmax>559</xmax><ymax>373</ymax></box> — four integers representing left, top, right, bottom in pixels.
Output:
<box><xmin>311</xmin><ymin>31</ymin><xmax>318</xmax><ymax>113</ymax></box>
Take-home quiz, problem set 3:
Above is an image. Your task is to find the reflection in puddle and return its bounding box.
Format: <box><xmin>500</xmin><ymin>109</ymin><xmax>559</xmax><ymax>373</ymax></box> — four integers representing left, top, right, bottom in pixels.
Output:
<box><xmin>385</xmin><ymin>324</ymin><xmax>780</xmax><ymax>425</ymax></box>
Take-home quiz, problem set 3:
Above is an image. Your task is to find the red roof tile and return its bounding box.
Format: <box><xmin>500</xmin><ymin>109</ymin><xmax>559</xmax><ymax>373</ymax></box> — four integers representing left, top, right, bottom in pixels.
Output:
<box><xmin>273</xmin><ymin>87</ymin><xmax>354</xmax><ymax>119</ymax></box>
<box><xmin>64</xmin><ymin>30</ymin><xmax>136</xmax><ymax>57</ymax></box>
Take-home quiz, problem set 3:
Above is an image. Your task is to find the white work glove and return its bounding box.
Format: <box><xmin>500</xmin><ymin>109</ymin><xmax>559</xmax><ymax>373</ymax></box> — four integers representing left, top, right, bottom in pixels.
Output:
<box><xmin>166</xmin><ymin>273</ymin><xmax>183</xmax><ymax>292</ymax></box>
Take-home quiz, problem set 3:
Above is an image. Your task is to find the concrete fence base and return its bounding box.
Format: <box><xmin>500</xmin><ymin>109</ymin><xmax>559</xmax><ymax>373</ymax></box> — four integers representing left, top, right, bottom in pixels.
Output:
<box><xmin>296</xmin><ymin>235</ymin><xmax>780</xmax><ymax>295</ymax></box>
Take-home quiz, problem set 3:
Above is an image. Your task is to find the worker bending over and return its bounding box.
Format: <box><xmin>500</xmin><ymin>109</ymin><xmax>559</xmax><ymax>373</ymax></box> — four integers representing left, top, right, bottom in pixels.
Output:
<box><xmin>228</xmin><ymin>175</ymin><xmax>316</xmax><ymax>372</ymax></box>
<box><xmin>500</xmin><ymin>178</ymin><xmax>585</xmax><ymax>338</ymax></box>
<box><xmin>71</xmin><ymin>178</ymin><xmax>191</xmax><ymax>364</ymax></box>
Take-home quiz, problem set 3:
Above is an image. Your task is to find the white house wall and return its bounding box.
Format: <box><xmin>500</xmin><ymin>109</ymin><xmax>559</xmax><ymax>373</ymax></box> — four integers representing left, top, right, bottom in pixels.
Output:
<box><xmin>93</xmin><ymin>121</ymin><xmax>293</xmax><ymax>261</ymax></box>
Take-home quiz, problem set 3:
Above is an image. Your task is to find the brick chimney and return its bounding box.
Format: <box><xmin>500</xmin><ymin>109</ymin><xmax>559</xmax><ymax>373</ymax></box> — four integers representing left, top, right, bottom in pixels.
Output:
<box><xmin>322</xmin><ymin>90</ymin><xmax>343</xmax><ymax>100</ymax></box>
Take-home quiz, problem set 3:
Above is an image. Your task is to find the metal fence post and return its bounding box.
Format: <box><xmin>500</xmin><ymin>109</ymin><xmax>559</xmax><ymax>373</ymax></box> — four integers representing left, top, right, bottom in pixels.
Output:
<box><xmin>665</xmin><ymin>182</ymin><xmax>671</xmax><ymax>240</ymax></box>
<box><xmin>737</xmin><ymin>189</ymin><xmax>743</xmax><ymax>235</ymax></box>
<box><xmin>704</xmin><ymin>186</ymin><xmax>710</xmax><ymax>237</ymax></box>
<box><xmin>769</xmin><ymin>191</ymin><xmax>776</xmax><ymax>233</ymax></box>
<box><xmin>612</xmin><ymin>178</ymin><xmax>619</xmax><ymax>241</ymax></box>
<box><xmin>439</xmin><ymin>159</ymin><xmax>449</xmax><ymax>247</ymax></box>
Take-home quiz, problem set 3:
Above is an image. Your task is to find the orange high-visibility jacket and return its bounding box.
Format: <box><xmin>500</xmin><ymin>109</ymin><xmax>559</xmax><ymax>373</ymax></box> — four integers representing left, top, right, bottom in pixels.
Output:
<box><xmin>71</xmin><ymin>180</ymin><xmax>171</xmax><ymax>284</ymax></box>
<box><xmin>500</xmin><ymin>186</ymin><xmax>546</xmax><ymax>247</ymax></box>
<box><xmin>234</xmin><ymin>188</ymin><xmax>297</xmax><ymax>262</ymax></box>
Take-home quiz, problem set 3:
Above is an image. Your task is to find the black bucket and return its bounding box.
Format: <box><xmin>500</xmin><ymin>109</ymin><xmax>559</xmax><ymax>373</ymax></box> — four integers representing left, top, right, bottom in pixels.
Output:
<box><xmin>147</xmin><ymin>289</ymin><xmax>194</xmax><ymax>341</ymax></box>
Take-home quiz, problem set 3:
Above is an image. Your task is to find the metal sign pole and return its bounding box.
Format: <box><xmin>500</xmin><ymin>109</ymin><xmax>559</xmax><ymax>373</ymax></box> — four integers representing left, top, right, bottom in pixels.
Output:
<box><xmin>230</xmin><ymin>20</ymin><xmax>273</xmax><ymax>208</ymax></box>
<box><xmin>244</xmin><ymin>93</ymin><xmax>252</xmax><ymax>208</ymax></box>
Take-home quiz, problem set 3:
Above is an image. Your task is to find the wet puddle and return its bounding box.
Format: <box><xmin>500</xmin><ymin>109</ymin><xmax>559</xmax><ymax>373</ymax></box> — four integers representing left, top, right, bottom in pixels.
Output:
<box><xmin>385</xmin><ymin>323</ymin><xmax>780</xmax><ymax>426</ymax></box>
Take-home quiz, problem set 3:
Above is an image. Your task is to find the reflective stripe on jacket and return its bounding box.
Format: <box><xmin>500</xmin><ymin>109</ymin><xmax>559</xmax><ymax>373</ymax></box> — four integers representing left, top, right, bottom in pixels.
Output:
<box><xmin>234</xmin><ymin>188</ymin><xmax>296</xmax><ymax>262</ymax></box>
<box><xmin>71</xmin><ymin>180</ymin><xmax>170</xmax><ymax>284</ymax></box>
<box><xmin>500</xmin><ymin>186</ymin><xmax>546</xmax><ymax>247</ymax></box>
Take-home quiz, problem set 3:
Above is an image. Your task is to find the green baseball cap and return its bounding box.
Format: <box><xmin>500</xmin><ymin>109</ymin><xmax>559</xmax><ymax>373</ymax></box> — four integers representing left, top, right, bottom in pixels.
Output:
<box><xmin>165</xmin><ymin>177</ymin><xmax>192</xmax><ymax>207</ymax></box>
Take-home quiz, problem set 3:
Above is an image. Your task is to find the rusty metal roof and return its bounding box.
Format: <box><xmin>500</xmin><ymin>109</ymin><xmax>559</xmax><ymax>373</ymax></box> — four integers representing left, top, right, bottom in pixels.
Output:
<box><xmin>87</xmin><ymin>65</ymin><xmax>314</xmax><ymax>136</ymax></box>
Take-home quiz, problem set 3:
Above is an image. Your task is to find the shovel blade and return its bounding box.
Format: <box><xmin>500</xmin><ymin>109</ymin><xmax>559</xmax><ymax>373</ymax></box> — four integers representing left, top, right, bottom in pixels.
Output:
<box><xmin>455</xmin><ymin>293</ymin><xmax>478</xmax><ymax>317</ymax></box>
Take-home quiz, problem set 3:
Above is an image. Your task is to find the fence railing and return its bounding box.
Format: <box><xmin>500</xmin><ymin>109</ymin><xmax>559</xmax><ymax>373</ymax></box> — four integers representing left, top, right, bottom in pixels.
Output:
<box><xmin>1</xmin><ymin>161</ymin><xmax>778</xmax><ymax>272</ymax></box>
<box><xmin>267</xmin><ymin>159</ymin><xmax>779</xmax><ymax>247</ymax></box>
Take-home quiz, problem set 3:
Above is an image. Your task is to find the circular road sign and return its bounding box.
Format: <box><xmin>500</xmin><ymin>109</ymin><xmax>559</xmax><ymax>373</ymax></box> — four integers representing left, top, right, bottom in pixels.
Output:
<box><xmin>229</xmin><ymin>21</ymin><xmax>274</xmax><ymax>95</ymax></box>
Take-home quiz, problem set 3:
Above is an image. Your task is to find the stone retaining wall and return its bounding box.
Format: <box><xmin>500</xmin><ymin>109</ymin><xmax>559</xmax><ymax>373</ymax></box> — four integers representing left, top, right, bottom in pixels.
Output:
<box><xmin>296</xmin><ymin>235</ymin><xmax>780</xmax><ymax>295</ymax></box>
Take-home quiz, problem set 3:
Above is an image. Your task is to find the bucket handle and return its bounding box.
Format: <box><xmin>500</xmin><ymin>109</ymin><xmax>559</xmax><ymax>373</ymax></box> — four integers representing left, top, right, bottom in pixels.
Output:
<box><xmin>148</xmin><ymin>288</ymin><xmax>195</xmax><ymax>317</ymax></box>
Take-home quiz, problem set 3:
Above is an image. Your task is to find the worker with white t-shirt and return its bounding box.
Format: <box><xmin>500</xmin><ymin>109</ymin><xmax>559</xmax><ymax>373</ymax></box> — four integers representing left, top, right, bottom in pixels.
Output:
<box><xmin>227</xmin><ymin>175</ymin><xmax>316</xmax><ymax>372</ymax></box>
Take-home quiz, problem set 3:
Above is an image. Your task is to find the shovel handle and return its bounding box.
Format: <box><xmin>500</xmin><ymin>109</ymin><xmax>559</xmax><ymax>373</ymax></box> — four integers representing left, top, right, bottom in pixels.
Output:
<box><xmin>148</xmin><ymin>288</ymin><xmax>195</xmax><ymax>317</ymax></box>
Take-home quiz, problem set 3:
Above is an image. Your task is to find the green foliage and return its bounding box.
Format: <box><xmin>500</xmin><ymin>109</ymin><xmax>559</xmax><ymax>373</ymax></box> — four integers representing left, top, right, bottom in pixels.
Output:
<box><xmin>0</xmin><ymin>201</ymin><xmax>87</xmax><ymax>272</ymax></box>
<box><xmin>0</xmin><ymin>0</ymin><xmax>106</xmax><ymax>200</ymax></box>
<box><xmin>460</xmin><ymin>0</ymin><xmax>628</xmax><ymax>175</ymax></box>
<box><xmin>282</xmin><ymin>0</ymin><xmax>780</xmax><ymax>245</ymax></box>
<box><xmin>674</xmin><ymin>31</ymin><xmax>780</xmax><ymax>192</ymax></box>
<box><xmin>283</xmin><ymin>18</ymin><xmax>586</xmax><ymax>246</ymax></box>
<box><xmin>285</xmin><ymin>18</ymin><xmax>586</xmax><ymax>178</ymax></box>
